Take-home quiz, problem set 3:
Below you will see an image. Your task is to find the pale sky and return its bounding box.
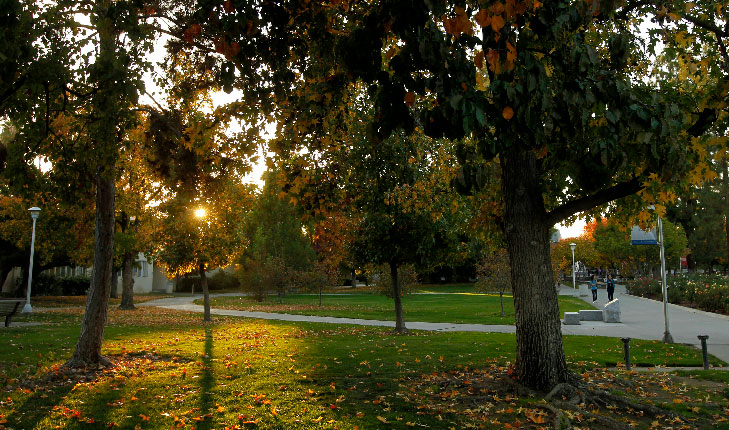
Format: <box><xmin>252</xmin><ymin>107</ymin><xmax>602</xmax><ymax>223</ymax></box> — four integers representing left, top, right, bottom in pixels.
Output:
<box><xmin>557</xmin><ymin>219</ymin><xmax>587</xmax><ymax>239</ymax></box>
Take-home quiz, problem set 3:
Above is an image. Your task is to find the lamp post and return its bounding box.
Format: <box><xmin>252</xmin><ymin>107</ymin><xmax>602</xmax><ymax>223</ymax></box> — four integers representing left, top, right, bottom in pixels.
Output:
<box><xmin>23</xmin><ymin>207</ymin><xmax>41</xmax><ymax>313</ymax></box>
<box><xmin>658</xmin><ymin>214</ymin><xmax>673</xmax><ymax>343</ymax></box>
<box><xmin>570</xmin><ymin>242</ymin><xmax>577</xmax><ymax>294</ymax></box>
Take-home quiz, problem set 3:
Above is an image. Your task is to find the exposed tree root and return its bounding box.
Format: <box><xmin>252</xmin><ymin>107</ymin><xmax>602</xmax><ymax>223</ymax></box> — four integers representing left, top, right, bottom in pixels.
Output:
<box><xmin>390</xmin><ymin>327</ymin><xmax>409</xmax><ymax>335</ymax></box>
<box><xmin>535</xmin><ymin>403</ymin><xmax>570</xmax><ymax>429</ymax></box>
<box><xmin>62</xmin><ymin>354</ymin><xmax>114</xmax><ymax>370</ymax></box>
<box><xmin>552</xmin><ymin>399</ymin><xmax>633</xmax><ymax>430</ymax></box>
<box><xmin>497</xmin><ymin>375</ymin><xmax>678</xmax><ymax>430</ymax></box>
<box><xmin>585</xmin><ymin>388</ymin><xmax>674</xmax><ymax>418</ymax></box>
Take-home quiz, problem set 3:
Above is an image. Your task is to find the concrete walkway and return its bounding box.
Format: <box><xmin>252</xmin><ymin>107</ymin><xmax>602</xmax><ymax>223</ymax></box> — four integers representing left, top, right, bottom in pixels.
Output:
<box><xmin>139</xmin><ymin>287</ymin><xmax>729</xmax><ymax>364</ymax></box>
<box><xmin>563</xmin><ymin>284</ymin><xmax>729</xmax><ymax>364</ymax></box>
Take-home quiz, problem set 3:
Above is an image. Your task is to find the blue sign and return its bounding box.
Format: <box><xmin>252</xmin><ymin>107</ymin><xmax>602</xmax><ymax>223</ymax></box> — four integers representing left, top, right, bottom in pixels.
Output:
<box><xmin>631</xmin><ymin>226</ymin><xmax>657</xmax><ymax>245</ymax></box>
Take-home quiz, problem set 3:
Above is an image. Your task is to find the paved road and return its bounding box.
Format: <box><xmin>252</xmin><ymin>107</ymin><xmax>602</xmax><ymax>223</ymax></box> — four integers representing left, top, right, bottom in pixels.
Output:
<box><xmin>140</xmin><ymin>286</ymin><xmax>729</xmax><ymax>364</ymax></box>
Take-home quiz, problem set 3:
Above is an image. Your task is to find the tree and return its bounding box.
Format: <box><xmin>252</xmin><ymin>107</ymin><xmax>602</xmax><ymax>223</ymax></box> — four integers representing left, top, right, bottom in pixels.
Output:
<box><xmin>279</xmin><ymin>106</ymin><xmax>462</xmax><ymax>333</ymax></box>
<box><xmin>167</xmin><ymin>0</ymin><xmax>726</xmax><ymax>390</ymax></box>
<box><xmin>115</xmin><ymin>132</ymin><xmax>159</xmax><ymax>309</ymax></box>
<box><xmin>144</xmin><ymin>64</ymin><xmax>256</xmax><ymax>320</ymax></box>
<box><xmin>154</xmin><ymin>180</ymin><xmax>253</xmax><ymax>320</ymax></box>
<box><xmin>238</xmin><ymin>171</ymin><xmax>316</xmax><ymax>302</ymax></box>
<box><xmin>476</xmin><ymin>248</ymin><xmax>511</xmax><ymax>317</ymax></box>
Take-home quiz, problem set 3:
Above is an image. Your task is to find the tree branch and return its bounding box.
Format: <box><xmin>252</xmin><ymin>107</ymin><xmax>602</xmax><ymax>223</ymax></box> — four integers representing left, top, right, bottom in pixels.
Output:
<box><xmin>546</xmin><ymin>177</ymin><xmax>643</xmax><ymax>226</ymax></box>
<box><xmin>615</xmin><ymin>0</ymin><xmax>655</xmax><ymax>20</ymax></box>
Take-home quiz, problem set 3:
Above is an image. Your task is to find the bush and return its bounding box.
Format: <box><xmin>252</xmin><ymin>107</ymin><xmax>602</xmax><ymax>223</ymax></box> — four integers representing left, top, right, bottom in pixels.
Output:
<box><xmin>364</xmin><ymin>264</ymin><xmax>418</xmax><ymax>298</ymax></box>
<box><xmin>175</xmin><ymin>271</ymin><xmax>240</xmax><ymax>293</ymax></box>
<box><xmin>31</xmin><ymin>273</ymin><xmax>90</xmax><ymax>296</ymax></box>
<box><xmin>208</xmin><ymin>271</ymin><xmax>240</xmax><ymax>291</ymax></box>
<box><xmin>626</xmin><ymin>274</ymin><xmax>729</xmax><ymax>315</ymax></box>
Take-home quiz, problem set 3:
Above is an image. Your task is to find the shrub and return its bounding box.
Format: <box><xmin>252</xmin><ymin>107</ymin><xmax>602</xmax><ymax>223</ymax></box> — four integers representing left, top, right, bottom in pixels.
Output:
<box><xmin>626</xmin><ymin>274</ymin><xmax>729</xmax><ymax>315</ymax></box>
<box><xmin>31</xmin><ymin>273</ymin><xmax>90</xmax><ymax>296</ymax></box>
<box><xmin>175</xmin><ymin>270</ymin><xmax>240</xmax><ymax>293</ymax></box>
<box><xmin>208</xmin><ymin>270</ymin><xmax>240</xmax><ymax>291</ymax></box>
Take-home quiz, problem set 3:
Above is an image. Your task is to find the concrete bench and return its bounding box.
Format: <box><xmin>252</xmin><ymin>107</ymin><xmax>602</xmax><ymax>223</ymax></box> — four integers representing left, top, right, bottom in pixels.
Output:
<box><xmin>0</xmin><ymin>299</ymin><xmax>25</xmax><ymax>327</ymax></box>
<box><xmin>603</xmin><ymin>299</ymin><xmax>621</xmax><ymax>323</ymax></box>
<box><xmin>563</xmin><ymin>312</ymin><xmax>581</xmax><ymax>325</ymax></box>
<box><xmin>579</xmin><ymin>309</ymin><xmax>603</xmax><ymax>321</ymax></box>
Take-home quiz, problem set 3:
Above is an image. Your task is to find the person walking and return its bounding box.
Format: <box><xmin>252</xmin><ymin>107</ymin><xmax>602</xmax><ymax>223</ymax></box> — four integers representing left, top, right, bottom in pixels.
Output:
<box><xmin>590</xmin><ymin>275</ymin><xmax>598</xmax><ymax>302</ymax></box>
<box><xmin>606</xmin><ymin>273</ymin><xmax>615</xmax><ymax>302</ymax></box>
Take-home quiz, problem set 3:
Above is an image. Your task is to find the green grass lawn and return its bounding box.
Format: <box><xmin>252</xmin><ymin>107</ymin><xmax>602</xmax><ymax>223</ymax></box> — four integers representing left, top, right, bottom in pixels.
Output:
<box><xmin>1</xmin><ymin>308</ymin><xmax>727</xmax><ymax>429</ymax></box>
<box><xmin>200</xmin><ymin>291</ymin><xmax>590</xmax><ymax>325</ymax></box>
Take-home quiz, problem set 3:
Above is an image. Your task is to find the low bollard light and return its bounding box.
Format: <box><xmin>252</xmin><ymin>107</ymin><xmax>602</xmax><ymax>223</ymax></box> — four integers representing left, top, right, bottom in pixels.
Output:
<box><xmin>621</xmin><ymin>337</ymin><xmax>632</xmax><ymax>371</ymax></box>
<box><xmin>697</xmin><ymin>335</ymin><xmax>709</xmax><ymax>370</ymax></box>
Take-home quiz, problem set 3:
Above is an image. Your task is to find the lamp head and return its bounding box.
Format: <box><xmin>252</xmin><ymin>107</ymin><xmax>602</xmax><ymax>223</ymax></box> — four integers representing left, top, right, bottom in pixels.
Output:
<box><xmin>28</xmin><ymin>207</ymin><xmax>41</xmax><ymax>220</ymax></box>
<box><xmin>569</xmin><ymin>242</ymin><xmax>576</xmax><ymax>251</ymax></box>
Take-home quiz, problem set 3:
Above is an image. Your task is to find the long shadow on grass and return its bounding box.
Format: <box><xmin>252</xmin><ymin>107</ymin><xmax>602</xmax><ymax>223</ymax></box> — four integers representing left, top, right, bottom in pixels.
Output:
<box><xmin>196</xmin><ymin>326</ymin><xmax>215</xmax><ymax>430</ymax></box>
<box><xmin>5</xmin><ymin>374</ymin><xmax>75</xmax><ymax>429</ymax></box>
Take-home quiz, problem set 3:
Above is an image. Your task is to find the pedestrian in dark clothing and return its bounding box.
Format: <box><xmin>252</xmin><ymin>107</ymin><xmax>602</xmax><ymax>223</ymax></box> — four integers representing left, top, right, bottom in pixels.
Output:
<box><xmin>606</xmin><ymin>274</ymin><xmax>615</xmax><ymax>302</ymax></box>
<box><xmin>590</xmin><ymin>275</ymin><xmax>598</xmax><ymax>302</ymax></box>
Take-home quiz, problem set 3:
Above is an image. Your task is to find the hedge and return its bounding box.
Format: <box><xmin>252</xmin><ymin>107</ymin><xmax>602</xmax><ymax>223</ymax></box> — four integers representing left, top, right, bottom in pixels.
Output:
<box><xmin>625</xmin><ymin>274</ymin><xmax>729</xmax><ymax>315</ymax></box>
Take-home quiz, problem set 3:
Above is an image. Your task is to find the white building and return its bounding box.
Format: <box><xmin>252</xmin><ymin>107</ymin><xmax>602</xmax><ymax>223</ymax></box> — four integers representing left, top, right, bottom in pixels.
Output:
<box><xmin>1</xmin><ymin>253</ymin><xmax>175</xmax><ymax>295</ymax></box>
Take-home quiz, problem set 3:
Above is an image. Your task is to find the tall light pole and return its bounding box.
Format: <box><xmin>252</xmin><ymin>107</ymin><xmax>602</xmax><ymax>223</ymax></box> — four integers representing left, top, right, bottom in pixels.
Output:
<box><xmin>658</xmin><ymin>214</ymin><xmax>673</xmax><ymax>343</ymax></box>
<box><xmin>23</xmin><ymin>207</ymin><xmax>41</xmax><ymax>313</ymax></box>
<box><xmin>570</xmin><ymin>242</ymin><xmax>577</xmax><ymax>294</ymax></box>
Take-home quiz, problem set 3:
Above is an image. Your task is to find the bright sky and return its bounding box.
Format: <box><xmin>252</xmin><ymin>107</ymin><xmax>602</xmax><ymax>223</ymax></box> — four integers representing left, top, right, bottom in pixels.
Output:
<box><xmin>557</xmin><ymin>219</ymin><xmax>587</xmax><ymax>239</ymax></box>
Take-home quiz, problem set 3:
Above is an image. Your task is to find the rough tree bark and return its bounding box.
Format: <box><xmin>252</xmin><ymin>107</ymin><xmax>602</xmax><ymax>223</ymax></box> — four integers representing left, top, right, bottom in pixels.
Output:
<box><xmin>200</xmin><ymin>262</ymin><xmax>211</xmax><ymax>322</ymax></box>
<box><xmin>501</xmin><ymin>148</ymin><xmax>573</xmax><ymax>390</ymax></box>
<box><xmin>119</xmin><ymin>251</ymin><xmax>135</xmax><ymax>309</ymax></box>
<box><xmin>110</xmin><ymin>268</ymin><xmax>118</xmax><ymax>299</ymax></box>
<box><xmin>389</xmin><ymin>261</ymin><xmax>407</xmax><ymax>333</ymax></box>
<box><xmin>65</xmin><ymin>169</ymin><xmax>115</xmax><ymax>368</ymax></box>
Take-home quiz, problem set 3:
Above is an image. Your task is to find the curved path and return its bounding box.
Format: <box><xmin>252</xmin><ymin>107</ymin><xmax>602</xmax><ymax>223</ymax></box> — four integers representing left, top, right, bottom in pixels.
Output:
<box><xmin>139</xmin><ymin>285</ymin><xmax>729</xmax><ymax>364</ymax></box>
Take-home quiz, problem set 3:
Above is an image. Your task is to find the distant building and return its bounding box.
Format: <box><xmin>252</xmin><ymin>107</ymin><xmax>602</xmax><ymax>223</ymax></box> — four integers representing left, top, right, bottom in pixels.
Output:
<box><xmin>550</xmin><ymin>230</ymin><xmax>562</xmax><ymax>243</ymax></box>
<box><xmin>1</xmin><ymin>253</ymin><xmax>175</xmax><ymax>295</ymax></box>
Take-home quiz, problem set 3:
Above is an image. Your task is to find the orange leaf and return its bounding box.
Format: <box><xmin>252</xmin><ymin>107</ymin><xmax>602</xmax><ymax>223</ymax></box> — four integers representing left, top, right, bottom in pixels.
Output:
<box><xmin>474</xmin><ymin>51</ymin><xmax>485</xmax><ymax>69</ymax></box>
<box><xmin>491</xmin><ymin>15</ymin><xmax>505</xmax><ymax>32</ymax></box>
<box><xmin>474</xmin><ymin>9</ymin><xmax>491</xmax><ymax>27</ymax></box>
<box><xmin>377</xmin><ymin>416</ymin><xmax>389</xmax><ymax>424</ymax></box>
<box><xmin>486</xmin><ymin>49</ymin><xmax>501</xmax><ymax>74</ymax></box>
<box><xmin>490</xmin><ymin>2</ymin><xmax>505</xmax><ymax>14</ymax></box>
<box><xmin>404</xmin><ymin>91</ymin><xmax>415</xmax><ymax>107</ymax></box>
<box><xmin>502</xmin><ymin>106</ymin><xmax>514</xmax><ymax>120</ymax></box>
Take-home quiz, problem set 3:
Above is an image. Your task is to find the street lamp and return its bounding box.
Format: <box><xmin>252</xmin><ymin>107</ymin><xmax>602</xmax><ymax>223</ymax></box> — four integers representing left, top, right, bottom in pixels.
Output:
<box><xmin>658</xmin><ymin>214</ymin><xmax>673</xmax><ymax>343</ymax></box>
<box><xmin>569</xmin><ymin>242</ymin><xmax>577</xmax><ymax>294</ymax></box>
<box><xmin>23</xmin><ymin>207</ymin><xmax>41</xmax><ymax>313</ymax></box>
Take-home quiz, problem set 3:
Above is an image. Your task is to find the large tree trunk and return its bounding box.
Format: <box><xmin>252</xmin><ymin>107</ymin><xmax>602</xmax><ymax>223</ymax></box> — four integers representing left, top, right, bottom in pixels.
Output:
<box><xmin>110</xmin><ymin>268</ymin><xmax>118</xmax><ymax>299</ymax></box>
<box><xmin>351</xmin><ymin>269</ymin><xmax>357</xmax><ymax>288</ymax></box>
<box><xmin>119</xmin><ymin>251</ymin><xmax>135</xmax><ymax>310</ymax></box>
<box><xmin>389</xmin><ymin>262</ymin><xmax>407</xmax><ymax>333</ymax></box>
<box><xmin>66</xmin><ymin>169</ymin><xmax>115</xmax><ymax>368</ymax></box>
<box><xmin>501</xmin><ymin>148</ymin><xmax>573</xmax><ymax>391</ymax></box>
<box><xmin>200</xmin><ymin>263</ymin><xmax>211</xmax><ymax>322</ymax></box>
<box><xmin>722</xmin><ymin>158</ymin><xmax>729</xmax><ymax>269</ymax></box>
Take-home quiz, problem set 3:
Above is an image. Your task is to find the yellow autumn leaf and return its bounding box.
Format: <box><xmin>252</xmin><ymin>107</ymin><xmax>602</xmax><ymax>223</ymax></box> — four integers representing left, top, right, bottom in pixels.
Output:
<box><xmin>377</xmin><ymin>416</ymin><xmax>389</xmax><ymax>423</ymax></box>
